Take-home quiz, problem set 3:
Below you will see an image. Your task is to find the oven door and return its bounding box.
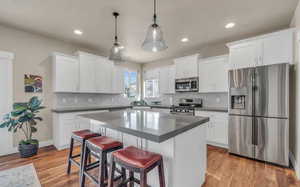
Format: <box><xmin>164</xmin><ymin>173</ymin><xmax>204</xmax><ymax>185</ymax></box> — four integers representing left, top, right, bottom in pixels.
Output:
<box><xmin>170</xmin><ymin>111</ymin><xmax>194</xmax><ymax>116</ymax></box>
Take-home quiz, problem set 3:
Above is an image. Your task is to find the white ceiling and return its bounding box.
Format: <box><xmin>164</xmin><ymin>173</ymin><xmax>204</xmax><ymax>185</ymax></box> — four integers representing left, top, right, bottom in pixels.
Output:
<box><xmin>0</xmin><ymin>0</ymin><xmax>298</xmax><ymax>63</ymax></box>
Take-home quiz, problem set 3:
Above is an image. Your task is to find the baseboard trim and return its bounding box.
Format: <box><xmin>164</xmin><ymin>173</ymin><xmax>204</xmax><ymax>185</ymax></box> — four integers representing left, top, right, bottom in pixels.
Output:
<box><xmin>1</xmin><ymin>140</ymin><xmax>53</xmax><ymax>156</ymax></box>
<box><xmin>39</xmin><ymin>140</ymin><xmax>54</xmax><ymax>147</ymax></box>
<box><xmin>207</xmin><ymin>141</ymin><xmax>228</xmax><ymax>149</ymax></box>
<box><xmin>290</xmin><ymin>151</ymin><xmax>300</xmax><ymax>179</ymax></box>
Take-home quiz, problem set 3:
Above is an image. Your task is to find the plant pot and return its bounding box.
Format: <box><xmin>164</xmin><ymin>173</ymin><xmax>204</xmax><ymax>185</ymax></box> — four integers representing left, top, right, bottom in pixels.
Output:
<box><xmin>18</xmin><ymin>140</ymin><xmax>39</xmax><ymax>158</ymax></box>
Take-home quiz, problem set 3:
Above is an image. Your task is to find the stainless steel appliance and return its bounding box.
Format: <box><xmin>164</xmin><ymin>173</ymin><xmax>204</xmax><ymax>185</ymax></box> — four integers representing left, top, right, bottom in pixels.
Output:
<box><xmin>228</xmin><ymin>63</ymin><xmax>289</xmax><ymax>167</ymax></box>
<box><xmin>175</xmin><ymin>77</ymin><xmax>199</xmax><ymax>92</ymax></box>
<box><xmin>170</xmin><ymin>98</ymin><xmax>202</xmax><ymax>115</ymax></box>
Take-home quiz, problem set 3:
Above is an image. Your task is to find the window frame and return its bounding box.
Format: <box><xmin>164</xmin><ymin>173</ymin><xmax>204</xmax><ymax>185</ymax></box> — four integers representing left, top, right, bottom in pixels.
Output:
<box><xmin>124</xmin><ymin>69</ymin><xmax>139</xmax><ymax>99</ymax></box>
<box><xmin>143</xmin><ymin>78</ymin><xmax>160</xmax><ymax>99</ymax></box>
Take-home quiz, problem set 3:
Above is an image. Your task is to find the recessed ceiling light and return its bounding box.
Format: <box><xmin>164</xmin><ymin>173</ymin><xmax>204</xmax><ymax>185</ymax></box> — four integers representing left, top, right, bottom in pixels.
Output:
<box><xmin>73</xmin><ymin>29</ymin><xmax>83</xmax><ymax>35</ymax></box>
<box><xmin>181</xmin><ymin>37</ymin><xmax>189</xmax><ymax>42</ymax></box>
<box><xmin>225</xmin><ymin>22</ymin><xmax>235</xmax><ymax>29</ymax></box>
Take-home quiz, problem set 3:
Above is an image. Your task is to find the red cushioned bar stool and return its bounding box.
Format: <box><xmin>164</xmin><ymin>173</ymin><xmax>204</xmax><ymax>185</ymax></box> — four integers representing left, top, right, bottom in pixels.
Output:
<box><xmin>108</xmin><ymin>146</ymin><xmax>166</xmax><ymax>187</ymax></box>
<box><xmin>80</xmin><ymin>136</ymin><xmax>124</xmax><ymax>187</ymax></box>
<box><xmin>67</xmin><ymin>129</ymin><xmax>100</xmax><ymax>175</ymax></box>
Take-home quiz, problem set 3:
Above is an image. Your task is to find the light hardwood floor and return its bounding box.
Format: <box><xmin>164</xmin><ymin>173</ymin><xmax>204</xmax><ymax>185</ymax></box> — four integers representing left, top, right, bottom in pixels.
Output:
<box><xmin>0</xmin><ymin>145</ymin><xmax>299</xmax><ymax>187</ymax></box>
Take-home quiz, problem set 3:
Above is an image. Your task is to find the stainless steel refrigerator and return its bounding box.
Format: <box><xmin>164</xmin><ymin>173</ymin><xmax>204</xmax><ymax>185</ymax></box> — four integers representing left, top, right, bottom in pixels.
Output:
<box><xmin>228</xmin><ymin>63</ymin><xmax>289</xmax><ymax>167</ymax></box>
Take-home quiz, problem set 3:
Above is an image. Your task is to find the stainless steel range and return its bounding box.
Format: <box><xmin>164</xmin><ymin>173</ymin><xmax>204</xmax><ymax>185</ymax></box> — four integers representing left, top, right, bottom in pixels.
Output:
<box><xmin>170</xmin><ymin>98</ymin><xmax>202</xmax><ymax>116</ymax></box>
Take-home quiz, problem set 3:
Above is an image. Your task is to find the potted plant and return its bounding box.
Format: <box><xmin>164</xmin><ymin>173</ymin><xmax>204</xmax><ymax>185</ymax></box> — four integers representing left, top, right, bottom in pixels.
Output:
<box><xmin>0</xmin><ymin>96</ymin><xmax>45</xmax><ymax>158</ymax></box>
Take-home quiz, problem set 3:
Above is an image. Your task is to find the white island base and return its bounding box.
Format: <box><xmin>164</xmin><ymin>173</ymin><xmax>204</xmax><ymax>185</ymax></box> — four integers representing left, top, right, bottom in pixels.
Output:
<box><xmin>91</xmin><ymin>121</ymin><xmax>207</xmax><ymax>187</ymax></box>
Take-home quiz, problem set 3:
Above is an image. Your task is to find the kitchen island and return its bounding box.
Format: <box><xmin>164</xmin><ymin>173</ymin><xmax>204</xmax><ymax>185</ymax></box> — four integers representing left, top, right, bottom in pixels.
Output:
<box><xmin>79</xmin><ymin>109</ymin><xmax>209</xmax><ymax>187</ymax></box>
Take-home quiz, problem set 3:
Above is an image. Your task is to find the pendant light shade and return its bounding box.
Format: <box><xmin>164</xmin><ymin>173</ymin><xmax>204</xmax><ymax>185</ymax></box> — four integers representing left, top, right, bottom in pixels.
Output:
<box><xmin>142</xmin><ymin>0</ymin><xmax>167</xmax><ymax>52</ymax></box>
<box><xmin>109</xmin><ymin>12</ymin><xmax>124</xmax><ymax>62</ymax></box>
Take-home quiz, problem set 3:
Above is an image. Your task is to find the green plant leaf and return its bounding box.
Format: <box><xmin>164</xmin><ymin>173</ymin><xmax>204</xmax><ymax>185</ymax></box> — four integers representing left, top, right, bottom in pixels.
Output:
<box><xmin>31</xmin><ymin>126</ymin><xmax>37</xmax><ymax>133</ymax></box>
<box><xmin>0</xmin><ymin>122</ymin><xmax>8</xmax><ymax>128</ymax></box>
<box><xmin>13</xmin><ymin>127</ymin><xmax>18</xmax><ymax>133</ymax></box>
<box><xmin>18</xmin><ymin>115</ymin><xmax>30</xmax><ymax>123</ymax></box>
<box><xmin>1</xmin><ymin>96</ymin><xmax>45</xmax><ymax>139</ymax></box>
<box><xmin>29</xmin><ymin>119</ymin><xmax>37</xmax><ymax>126</ymax></box>
<box><xmin>34</xmin><ymin>117</ymin><xmax>43</xmax><ymax>121</ymax></box>
<box><xmin>20</xmin><ymin>139</ymin><xmax>38</xmax><ymax>145</ymax></box>
<box><xmin>8</xmin><ymin>125</ymin><xmax>13</xmax><ymax>132</ymax></box>
<box><xmin>11</xmin><ymin>108</ymin><xmax>26</xmax><ymax>117</ymax></box>
<box><xmin>3</xmin><ymin>113</ymin><xmax>10</xmax><ymax>120</ymax></box>
<box><xmin>33</xmin><ymin>106</ymin><xmax>45</xmax><ymax>112</ymax></box>
<box><xmin>28</xmin><ymin>96</ymin><xmax>42</xmax><ymax>110</ymax></box>
<box><xmin>13</xmin><ymin>102</ymin><xmax>27</xmax><ymax>110</ymax></box>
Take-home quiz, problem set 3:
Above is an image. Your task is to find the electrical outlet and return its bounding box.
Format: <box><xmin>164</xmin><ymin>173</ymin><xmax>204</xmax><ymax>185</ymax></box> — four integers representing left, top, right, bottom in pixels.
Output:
<box><xmin>62</xmin><ymin>98</ymin><xmax>67</xmax><ymax>103</ymax></box>
<box><xmin>216</xmin><ymin>97</ymin><xmax>221</xmax><ymax>103</ymax></box>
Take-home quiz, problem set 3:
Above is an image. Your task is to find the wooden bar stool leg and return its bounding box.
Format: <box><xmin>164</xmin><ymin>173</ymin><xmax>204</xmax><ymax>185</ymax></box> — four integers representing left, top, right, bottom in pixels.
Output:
<box><xmin>140</xmin><ymin>171</ymin><xmax>147</xmax><ymax>187</ymax></box>
<box><xmin>104</xmin><ymin>154</ymin><xmax>108</xmax><ymax>180</ymax></box>
<box><xmin>108</xmin><ymin>157</ymin><xmax>116</xmax><ymax>187</ymax></box>
<box><xmin>67</xmin><ymin>137</ymin><xmax>74</xmax><ymax>174</ymax></box>
<box><xmin>88</xmin><ymin>153</ymin><xmax>92</xmax><ymax>164</ymax></box>
<box><xmin>80</xmin><ymin>144</ymin><xmax>89</xmax><ymax>187</ymax></box>
<box><xmin>158</xmin><ymin>160</ymin><xmax>166</xmax><ymax>187</ymax></box>
<box><xmin>80</xmin><ymin>140</ymin><xmax>86</xmax><ymax>168</ymax></box>
<box><xmin>129</xmin><ymin>171</ymin><xmax>134</xmax><ymax>187</ymax></box>
<box><xmin>121</xmin><ymin>167</ymin><xmax>126</xmax><ymax>186</ymax></box>
<box><xmin>99</xmin><ymin>152</ymin><xmax>106</xmax><ymax>187</ymax></box>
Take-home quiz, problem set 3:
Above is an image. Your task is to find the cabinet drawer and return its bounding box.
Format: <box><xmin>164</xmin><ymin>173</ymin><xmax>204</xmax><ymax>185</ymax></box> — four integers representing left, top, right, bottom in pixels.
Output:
<box><xmin>195</xmin><ymin>111</ymin><xmax>228</xmax><ymax>122</ymax></box>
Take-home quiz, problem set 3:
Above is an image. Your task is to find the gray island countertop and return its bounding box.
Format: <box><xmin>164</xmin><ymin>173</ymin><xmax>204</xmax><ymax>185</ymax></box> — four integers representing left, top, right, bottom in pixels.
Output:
<box><xmin>79</xmin><ymin>109</ymin><xmax>209</xmax><ymax>143</ymax></box>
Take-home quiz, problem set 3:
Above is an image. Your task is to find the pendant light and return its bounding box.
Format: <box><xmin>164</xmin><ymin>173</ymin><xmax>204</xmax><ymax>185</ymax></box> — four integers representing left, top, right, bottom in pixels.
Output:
<box><xmin>109</xmin><ymin>12</ymin><xmax>124</xmax><ymax>62</ymax></box>
<box><xmin>142</xmin><ymin>0</ymin><xmax>167</xmax><ymax>52</ymax></box>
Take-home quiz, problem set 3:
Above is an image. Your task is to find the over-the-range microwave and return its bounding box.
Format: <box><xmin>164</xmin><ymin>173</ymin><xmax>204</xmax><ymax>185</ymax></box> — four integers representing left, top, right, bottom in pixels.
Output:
<box><xmin>175</xmin><ymin>77</ymin><xmax>199</xmax><ymax>92</ymax></box>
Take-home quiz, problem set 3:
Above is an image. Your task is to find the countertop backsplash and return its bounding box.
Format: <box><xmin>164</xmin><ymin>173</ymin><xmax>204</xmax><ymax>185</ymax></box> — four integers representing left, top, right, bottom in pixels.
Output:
<box><xmin>53</xmin><ymin>93</ymin><xmax>132</xmax><ymax>108</ymax></box>
<box><xmin>54</xmin><ymin>92</ymin><xmax>228</xmax><ymax>109</ymax></box>
<box><xmin>145</xmin><ymin>92</ymin><xmax>228</xmax><ymax>108</ymax></box>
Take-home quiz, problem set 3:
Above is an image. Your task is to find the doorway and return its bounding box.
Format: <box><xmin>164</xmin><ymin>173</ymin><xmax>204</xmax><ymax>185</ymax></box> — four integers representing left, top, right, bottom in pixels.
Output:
<box><xmin>0</xmin><ymin>51</ymin><xmax>14</xmax><ymax>156</ymax></box>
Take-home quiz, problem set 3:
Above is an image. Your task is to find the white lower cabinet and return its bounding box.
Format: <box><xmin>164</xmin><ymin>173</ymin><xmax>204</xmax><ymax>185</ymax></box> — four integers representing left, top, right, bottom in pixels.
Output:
<box><xmin>195</xmin><ymin>111</ymin><xmax>228</xmax><ymax>148</ymax></box>
<box><xmin>53</xmin><ymin>110</ymin><xmax>108</xmax><ymax>150</ymax></box>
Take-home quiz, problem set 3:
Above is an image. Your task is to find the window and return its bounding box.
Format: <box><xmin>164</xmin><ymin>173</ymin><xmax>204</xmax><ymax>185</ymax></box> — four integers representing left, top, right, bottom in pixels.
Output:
<box><xmin>124</xmin><ymin>71</ymin><xmax>138</xmax><ymax>98</ymax></box>
<box><xmin>144</xmin><ymin>79</ymin><xmax>159</xmax><ymax>98</ymax></box>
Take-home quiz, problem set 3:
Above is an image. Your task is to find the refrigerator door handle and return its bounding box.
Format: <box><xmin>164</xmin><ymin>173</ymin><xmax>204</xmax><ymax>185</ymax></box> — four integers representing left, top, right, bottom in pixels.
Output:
<box><xmin>252</xmin><ymin>118</ymin><xmax>258</xmax><ymax>146</ymax></box>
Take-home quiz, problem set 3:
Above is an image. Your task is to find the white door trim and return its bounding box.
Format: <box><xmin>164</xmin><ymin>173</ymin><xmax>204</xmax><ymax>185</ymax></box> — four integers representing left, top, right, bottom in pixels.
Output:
<box><xmin>0</xmin><ymin>50</ymin><xmax>14</xmax><ymax>60</ymax></box>
<box><xmin>0</xmin><ymin>50</ymin><xmax>14</xmax><ymax>156</ymax></box>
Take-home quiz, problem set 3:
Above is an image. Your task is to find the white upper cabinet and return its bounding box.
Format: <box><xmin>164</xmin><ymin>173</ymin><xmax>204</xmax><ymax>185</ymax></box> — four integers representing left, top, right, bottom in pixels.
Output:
<box><xmin>262</xmin><ymin>29</ymin><xmax>293</xmax><ymax>66</ymax></box>
<box><xmin>95</xmin><ymin>57</ymin><xmax>113</xmax><ymax>93</ymax></box>
<box><xmin>77</xmin><ymin>51</ymin><xmax>113</xmax><ymax>93</ymax></box>
<box><xmin>52</xmin><ymin>53</ymin><xmax>79</xmax><ymax>92</ymax></box>
<box><xmin>78</xmin><ymin>52</ymin><xmax>97</xmax><ymax>92</ymax></box>
<box><xmin>198</xmin><ymin>55</ymin><xmax>229</xmax><ymax>93</ymax></box>
<box><xmin>227</xmin><ymin>28</ymin><xmax>294</xmax><ymax>69</ymax></box>
<box><xmin>159</xmin><ymin>65</ymin><xmax>175</xmax><ymax>94</ymax></box>
<box><xmin>144</xmin><ymin>68</ymin><xmax>160</xmax><ymax>80</ymax></box>
<box><xmin>228</xmin><ymin>41</ymin><xmax>262</xmax><ymax>69</ymax></box>
<box><xmin>174</xmin><ymin>54</ymin><xmax>199</xmax><ymax>79</ymax></box>
<box><xmin>111</xmin><ymin>65</ymin><xmax>125</xmax><ymax>94</ymax></box>
<box><xmin>51</xmin><ymin>51</ymin><xmax>125</xmax><ymax>94</ymax></box>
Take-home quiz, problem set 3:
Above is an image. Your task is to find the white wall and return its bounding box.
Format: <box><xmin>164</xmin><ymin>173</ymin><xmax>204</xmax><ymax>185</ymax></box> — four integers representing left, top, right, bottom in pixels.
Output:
<box><xmin>0</xmin><ymin>24</ymin><xmax>141</xmax><ymax>146</ymax></box>
<box><xmin>290</xmin><ymin>0</ymin><xmax>300</xmax><ymax>178</ymax></box>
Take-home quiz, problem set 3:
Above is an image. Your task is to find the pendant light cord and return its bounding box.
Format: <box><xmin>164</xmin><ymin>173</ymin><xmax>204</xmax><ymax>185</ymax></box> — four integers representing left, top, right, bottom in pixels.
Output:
<box><xmin>113</xmin><ymin>12</ymin><xmax>119</xmax><ymax>43</ymax></box>
<box><xmin>153</xmin><ymin>0</ymin><xmax>157</xmax><ymax>24</ymax></box>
